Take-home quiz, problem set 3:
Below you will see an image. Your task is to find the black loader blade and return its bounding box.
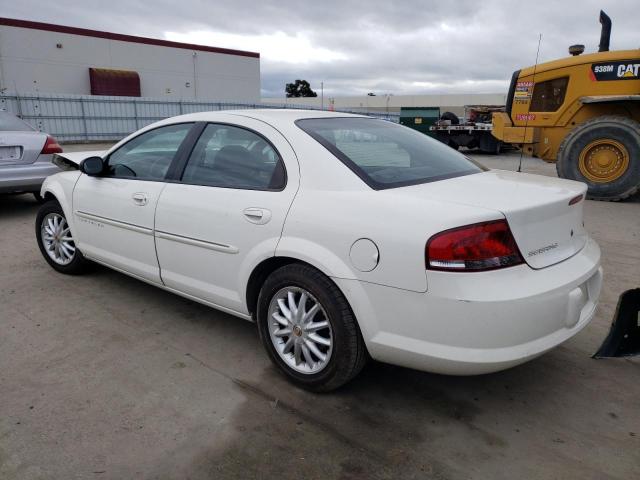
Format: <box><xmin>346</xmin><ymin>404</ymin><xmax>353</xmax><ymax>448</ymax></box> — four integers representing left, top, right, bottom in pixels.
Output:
<box><xmin>593</xmin><ymin>289</ymin><xmax>640</xmax><ymax>358</ymax></box>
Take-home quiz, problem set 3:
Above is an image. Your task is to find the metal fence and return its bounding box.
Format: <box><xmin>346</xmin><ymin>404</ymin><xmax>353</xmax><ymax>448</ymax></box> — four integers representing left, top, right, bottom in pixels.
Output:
<box><xmin>0</xmin><ymin>93</ymin><xmax>399</xmax><ymax>143</ymax></box>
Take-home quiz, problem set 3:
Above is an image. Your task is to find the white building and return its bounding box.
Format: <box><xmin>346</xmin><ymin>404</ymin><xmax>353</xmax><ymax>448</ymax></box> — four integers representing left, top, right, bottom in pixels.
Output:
<box><xmin>0</xmin><ymin>17</ymin><xmax>260</xmax><ymax>102</ymax></box>
<box><xmin>263</xmin><ymin>93</ymin><xmax>508</xmax><ymax>117</ymax></box>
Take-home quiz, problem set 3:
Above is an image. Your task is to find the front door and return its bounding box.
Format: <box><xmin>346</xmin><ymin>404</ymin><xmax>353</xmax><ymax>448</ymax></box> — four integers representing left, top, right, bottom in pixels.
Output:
<box><xmin>154</xmin><ymin>117</ymin><xmax>299</xmax><ymax>313</ymax></box>
<box><xmin>72</xmin><ymin>123</ymin><xmax>194</xmax><ymax>283</ymax></box>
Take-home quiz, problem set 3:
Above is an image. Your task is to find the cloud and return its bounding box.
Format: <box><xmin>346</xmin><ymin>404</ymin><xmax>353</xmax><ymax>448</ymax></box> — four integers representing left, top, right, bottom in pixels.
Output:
<box><xmin>165</xmin><ymin>30</ymin><xmax>348</xmax><ymax>64</ymax></box>
<box><xmin>4</xmin><ymin>0</ymin><xmax>639</xmax><ymax>98</ymax></box>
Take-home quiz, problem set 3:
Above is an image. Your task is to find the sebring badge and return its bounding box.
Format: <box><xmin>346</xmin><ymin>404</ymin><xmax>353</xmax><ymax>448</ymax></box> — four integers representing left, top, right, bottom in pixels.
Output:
<box><xmin>528</xmin><ymin>243</ymin><xmax>559</xmax><ymax>257</ymax></box>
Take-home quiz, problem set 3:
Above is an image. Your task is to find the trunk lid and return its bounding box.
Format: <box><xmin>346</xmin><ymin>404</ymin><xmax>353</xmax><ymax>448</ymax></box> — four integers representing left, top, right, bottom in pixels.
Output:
<box><xmin>0</xmin><ymin>131</ymin><xmax>47</xmax><ymax>166</ymax></box>
<box><xmin>397</xmin><ymin>170</ymin><xmax>588</xmax><ymax>269</ymax></box>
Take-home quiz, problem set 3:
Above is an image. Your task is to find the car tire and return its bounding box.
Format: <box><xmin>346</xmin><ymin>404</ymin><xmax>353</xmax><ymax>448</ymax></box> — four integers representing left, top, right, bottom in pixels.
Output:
<box><xmin>479</xmin><ymin>132</ymin><xmax>501</xmax><ymax>155</ymax></box>
<box><xmin>256</xmin><ymin>263</ymin><xmax>367</xmax><ymax>392</ymax></box>
<box><xmin>556</xmin><ymin>115</ymin><xmax>640</xmax><ymax>201</ymax></box>
<box><xmin>35</xmin><ymin>200</ymin><xmax>89</xmax><ymax>275</ymax></box>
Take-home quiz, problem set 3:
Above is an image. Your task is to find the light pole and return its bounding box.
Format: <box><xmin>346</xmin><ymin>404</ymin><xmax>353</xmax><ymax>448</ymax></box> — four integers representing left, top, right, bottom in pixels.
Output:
<box><xmin>321</xmin><ymin>81</ymin><xmax>324</xmax><ymax>110</ymax></box>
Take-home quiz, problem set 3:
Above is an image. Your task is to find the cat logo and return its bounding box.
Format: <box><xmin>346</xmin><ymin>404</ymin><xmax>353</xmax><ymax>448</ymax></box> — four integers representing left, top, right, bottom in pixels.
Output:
<box><xmin>617</xmin><ymin>63</ymin><xmax>640</xmax><ymax>77</ymax></box>
<box><xmin>591</xmin><ymin>60</ymin><xmax>640</xmax><ymax>81</ymax></box>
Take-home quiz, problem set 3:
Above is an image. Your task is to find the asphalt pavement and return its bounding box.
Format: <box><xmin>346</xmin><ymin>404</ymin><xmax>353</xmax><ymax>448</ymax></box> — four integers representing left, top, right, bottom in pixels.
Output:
<box><xmin>1</xmin><ymin>148</ymin><xmax>638</xmax><ymax>479</ymax></box>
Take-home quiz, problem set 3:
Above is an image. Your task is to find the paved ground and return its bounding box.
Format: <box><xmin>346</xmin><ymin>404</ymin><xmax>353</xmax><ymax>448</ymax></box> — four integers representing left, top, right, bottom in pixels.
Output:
<box><xmin>1</xmin><ymin>149</ymin><xmax>639</xmax><ymax>479</ymax></box>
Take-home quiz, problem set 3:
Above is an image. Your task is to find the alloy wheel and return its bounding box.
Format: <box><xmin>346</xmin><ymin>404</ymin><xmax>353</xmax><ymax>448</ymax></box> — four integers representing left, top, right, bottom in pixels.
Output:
<box><xmin>41</xmin><ymin>213</ymin><xmax>76</xmax><ymax>266</ymax></box>
<box><xmin>267</xmin><ymin>286</ymin><xmax>333</xmax><ymax>374</ymax></box>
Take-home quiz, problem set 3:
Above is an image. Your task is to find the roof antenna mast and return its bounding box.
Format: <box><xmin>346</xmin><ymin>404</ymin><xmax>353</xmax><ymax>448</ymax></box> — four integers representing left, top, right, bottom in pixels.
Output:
<box><xmin>518</xmin><ymin>33</ymin><xmax>542</xmax><ymax>173</ymax></box>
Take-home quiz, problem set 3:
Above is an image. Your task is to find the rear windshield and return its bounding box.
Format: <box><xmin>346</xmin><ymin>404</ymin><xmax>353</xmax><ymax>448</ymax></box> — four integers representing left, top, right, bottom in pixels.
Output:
<box><xmin>0</xmin><ymin>112</ymin><xmax>35</xmax><ymax>132</ymax></box>
<box><xmin>296</xmin><ymin>117</ymin><xmax>484</xmax><ymax>189</ymax></box>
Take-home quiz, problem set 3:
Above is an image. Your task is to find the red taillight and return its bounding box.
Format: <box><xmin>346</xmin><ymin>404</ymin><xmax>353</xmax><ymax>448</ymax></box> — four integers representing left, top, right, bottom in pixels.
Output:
<box><xmin>41</xmin><ymin>135</ymin><xmax>63</xmax><ymax>154</ymax></box>
<box><xmin>426</xmin><ymin>220</ymin><xmax>524</xmax><ymax>272</ymax></box>
<box><xmin>569</xmin><ymin>194</ymin><xmax>583</xmax><ymax>206</ymax></box>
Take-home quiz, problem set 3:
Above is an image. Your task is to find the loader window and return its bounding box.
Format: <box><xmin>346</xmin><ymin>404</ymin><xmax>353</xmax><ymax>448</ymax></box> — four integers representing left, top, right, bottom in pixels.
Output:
<box><xmin>530</xmin><ymin>77</ymin><xmax>569</xmax><ymax>112</ymax></box>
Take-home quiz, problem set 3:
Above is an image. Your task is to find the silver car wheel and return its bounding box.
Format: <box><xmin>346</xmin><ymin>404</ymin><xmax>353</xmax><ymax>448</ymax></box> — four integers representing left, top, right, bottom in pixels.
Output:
<box><xmin>268</xmin><ymin>287</ymin><xmax>333</xmax><ymax>374</ymax></box>
<box><xmin>41</xmin><ymin>213</ymin><xmax>76</xmax><ymax>266</ymax></box>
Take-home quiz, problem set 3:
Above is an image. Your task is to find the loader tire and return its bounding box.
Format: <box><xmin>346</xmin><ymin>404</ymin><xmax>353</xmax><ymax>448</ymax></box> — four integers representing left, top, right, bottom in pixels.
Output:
<box><xmin>556</xmin><ymin>116</ymin><xmax>640</xmax><ymax>201</ymax></box>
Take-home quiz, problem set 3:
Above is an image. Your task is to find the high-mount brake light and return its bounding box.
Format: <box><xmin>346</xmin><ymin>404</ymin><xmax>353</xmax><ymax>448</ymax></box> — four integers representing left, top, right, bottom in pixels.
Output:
<box><xmin>426</xmin><ymin>220</ymin><xmax>524</xmax><ymax>272</ymax></box>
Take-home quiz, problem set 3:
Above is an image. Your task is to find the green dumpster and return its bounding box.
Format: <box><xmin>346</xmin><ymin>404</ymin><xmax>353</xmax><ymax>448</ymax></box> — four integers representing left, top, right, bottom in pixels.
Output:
<box><xmin>399</xmin><ymin>107</ymin><xmax>440</xmax><ymax>137</ymax></box>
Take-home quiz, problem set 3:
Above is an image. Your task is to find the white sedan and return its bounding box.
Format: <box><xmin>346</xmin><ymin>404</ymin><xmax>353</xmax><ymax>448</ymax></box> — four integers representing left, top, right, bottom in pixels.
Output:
<box><xmin>37</xmin><ymin>110</ymin><xmax>603</xmax><ymax>391</ymax></box>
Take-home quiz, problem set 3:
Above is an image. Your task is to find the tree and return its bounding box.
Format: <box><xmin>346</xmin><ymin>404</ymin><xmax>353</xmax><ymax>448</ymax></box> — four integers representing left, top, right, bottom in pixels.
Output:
<box><xmin>285</xmin><ymin>79</ymin><xmax>318</xmax><ymax>98</ymax></box>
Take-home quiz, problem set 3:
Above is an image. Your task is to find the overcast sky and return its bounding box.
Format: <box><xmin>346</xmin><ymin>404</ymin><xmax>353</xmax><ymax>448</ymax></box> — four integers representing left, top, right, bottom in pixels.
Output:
<box><xmin>4</xmin><ymin>1</ymin><xmax>639</xmax><ymax>97</ymax></box>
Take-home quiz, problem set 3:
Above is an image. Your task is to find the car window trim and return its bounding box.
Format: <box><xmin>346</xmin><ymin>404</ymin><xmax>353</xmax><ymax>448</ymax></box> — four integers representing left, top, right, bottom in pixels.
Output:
<box><xmin>171</xmin><ymin>121</ymin><xmax>288</xmax><ymax>192</ymax></box>
<box><xmin>295</xmin><ymin>117</ymin><xmax>481</xmax><ymax>190</ymax></box>
<box><xmin>101</xmin><ymin>121</ymin><xmax>199</xmax><ymax>182</ymax></box>
<box><xmin>165</xmin><ymin>122</ymin><xmax>207</xmax><ymax>180</ymax></box>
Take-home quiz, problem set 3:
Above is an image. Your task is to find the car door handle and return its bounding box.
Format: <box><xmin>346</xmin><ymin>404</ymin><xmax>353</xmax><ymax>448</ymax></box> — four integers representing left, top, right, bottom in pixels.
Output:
<box><xmin>132</xmin><ymin>192</ymin><xmax>148</xmax><ymax>206</ymax></box>
<box><xmin>243</xmin><ymin>207</ymin><xmax>271</xmax><ymax>225</ymax></box>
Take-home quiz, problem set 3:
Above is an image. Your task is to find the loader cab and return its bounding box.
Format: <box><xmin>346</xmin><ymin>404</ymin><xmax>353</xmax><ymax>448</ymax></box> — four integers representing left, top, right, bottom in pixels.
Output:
<box><xmin>493</xmin><ymin>49</ymin><xmax>640</xmax><ymax>160</ymax></box>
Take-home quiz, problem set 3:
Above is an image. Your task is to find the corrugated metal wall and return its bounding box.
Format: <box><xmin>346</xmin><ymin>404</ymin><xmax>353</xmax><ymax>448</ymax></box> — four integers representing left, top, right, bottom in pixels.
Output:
<box><xmin>0</xmin><ymin>93</ymin><xmax>399</xmax><ymax>142</ymax></box>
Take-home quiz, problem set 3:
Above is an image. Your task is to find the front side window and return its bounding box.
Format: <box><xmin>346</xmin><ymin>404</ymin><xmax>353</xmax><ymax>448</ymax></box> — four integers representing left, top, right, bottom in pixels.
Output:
<box><xmin>530</xmin><ymin>77</ymin><xmax>569</xmax><ymax>112</ymax></box>
<box><xmin>106</xmin><ymin>123</ymin><xmax>192</xmax><ymax>180</ymax></box>
<box><xmin>181</xmin><ymin>124</ymin><xmax>286</xmax><ymax>190</ymax></box>
<box><xmin>297</xmin><ymin>117</ymin><xmax>483</xmax><ymax>189</ymax></box>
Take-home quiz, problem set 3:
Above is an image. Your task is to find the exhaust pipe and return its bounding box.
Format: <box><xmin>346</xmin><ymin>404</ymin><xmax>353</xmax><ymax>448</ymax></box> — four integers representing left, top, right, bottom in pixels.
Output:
<box><xmin>598</xmin><ymin>10</ymin><xmax>611</xmax><ymax>52</ymax></box>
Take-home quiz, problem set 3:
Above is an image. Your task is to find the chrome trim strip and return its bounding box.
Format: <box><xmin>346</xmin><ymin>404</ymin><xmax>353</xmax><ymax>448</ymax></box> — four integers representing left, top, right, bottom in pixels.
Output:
<box><xmin>155</xmin><ymin>230</ymin><xmax>239</xmax><ymax>254</ymax></box>
<box><xmin>75</xmin><ymin>210</ymin><xmax>152</xmax><ymax>235</ymax></box>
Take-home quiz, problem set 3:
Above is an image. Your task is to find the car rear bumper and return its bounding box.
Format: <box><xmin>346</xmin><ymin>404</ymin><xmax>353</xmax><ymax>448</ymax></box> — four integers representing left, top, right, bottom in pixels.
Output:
<box><xmin>0</xmin><ymin>156</ymin><xmax>60</xmax><ymax>193</ymax></box>
<box><xmin>334</xmin><ymin>236</ymin><xmax>602</xmax><ymax>375</ymax></box>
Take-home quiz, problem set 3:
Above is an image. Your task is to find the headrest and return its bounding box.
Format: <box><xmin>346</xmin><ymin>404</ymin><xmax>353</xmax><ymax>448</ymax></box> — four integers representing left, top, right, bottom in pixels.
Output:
<box><xmin>215</xmin><ymin>145</ymin><xmax>255</xmax><ymax>170</ymax></box>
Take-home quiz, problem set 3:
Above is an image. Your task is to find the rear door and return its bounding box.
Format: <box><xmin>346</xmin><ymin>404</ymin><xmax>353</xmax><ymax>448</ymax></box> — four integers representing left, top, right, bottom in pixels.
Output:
<box><xmin>72</xmin><ymin>122</ymin><xmax>194</xmax><ymax>283</ymax></box>
<box><xmin>154</xmin><ymin>116</ymin><xmax>299</xmax><ymax>313</ymax></box>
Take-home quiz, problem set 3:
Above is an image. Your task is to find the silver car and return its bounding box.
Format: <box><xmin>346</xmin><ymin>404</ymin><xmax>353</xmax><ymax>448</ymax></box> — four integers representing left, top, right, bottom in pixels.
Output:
<box><xmin>0</xmin><ymin>111</ymin><xmax>62</xmax><ymax>201</ymax></box>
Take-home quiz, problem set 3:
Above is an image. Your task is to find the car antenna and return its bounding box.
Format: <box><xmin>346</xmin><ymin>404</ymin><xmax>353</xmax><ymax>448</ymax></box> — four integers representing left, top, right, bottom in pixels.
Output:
<box><xmin>518</xmin><ymin>33</ymin><xmax>542</xmax><ymax>173</ymax></box>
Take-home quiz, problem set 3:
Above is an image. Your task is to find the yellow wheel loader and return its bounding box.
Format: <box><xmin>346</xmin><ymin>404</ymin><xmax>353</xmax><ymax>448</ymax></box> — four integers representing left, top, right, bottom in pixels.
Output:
<box><xmin>492</xmin><ymin>11</ymin><xmax>640</xmax><ymax>200</ymax></box>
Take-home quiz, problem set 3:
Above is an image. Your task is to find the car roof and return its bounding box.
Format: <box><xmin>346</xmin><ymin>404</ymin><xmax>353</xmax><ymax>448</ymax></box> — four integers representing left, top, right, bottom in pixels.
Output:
<box><xmin>160</xmin><ymin>108</ymin><xmax>369</xmax><ymax>128</ymax></box>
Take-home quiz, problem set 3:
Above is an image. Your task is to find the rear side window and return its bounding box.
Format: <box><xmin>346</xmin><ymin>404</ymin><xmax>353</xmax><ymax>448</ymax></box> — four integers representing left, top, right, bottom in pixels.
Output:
<box><xmin>0</xmin><ymin>112</ymin><xmax>35</xmax><ymax>131</ymax></box>
<box><xmin>530</xmin><ymin>77</ymin><xmax>569</xmax><ymax>112</ymax></box>
<box><xmin>297</xmin><ymin>117</ymin><xmax>483</xmax><ymax>189</ymax></box>
<box><xmin>181</xmin><ymin>124</ymin><xmax>286</xmax><ymax>190</ymax></box>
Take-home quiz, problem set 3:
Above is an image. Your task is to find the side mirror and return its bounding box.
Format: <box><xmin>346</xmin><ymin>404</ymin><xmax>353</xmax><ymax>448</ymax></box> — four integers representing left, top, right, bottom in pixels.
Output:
<box><xmin>80</xmin><ymin>156</ymin><xmax>105</xmax><ymax>176</ymax></box>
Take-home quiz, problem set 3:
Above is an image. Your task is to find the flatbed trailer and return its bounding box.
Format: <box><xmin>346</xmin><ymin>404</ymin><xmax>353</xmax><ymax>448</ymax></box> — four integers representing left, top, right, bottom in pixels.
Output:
<box><xmin>429</xmin><ymin>105</ymin><xmax>505</xmax><ymax>154</ymax></box>
<box><xmin>429</xmin><ymin>122</ymin><xmax>502</xmax><ymax>154</ymax></box>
